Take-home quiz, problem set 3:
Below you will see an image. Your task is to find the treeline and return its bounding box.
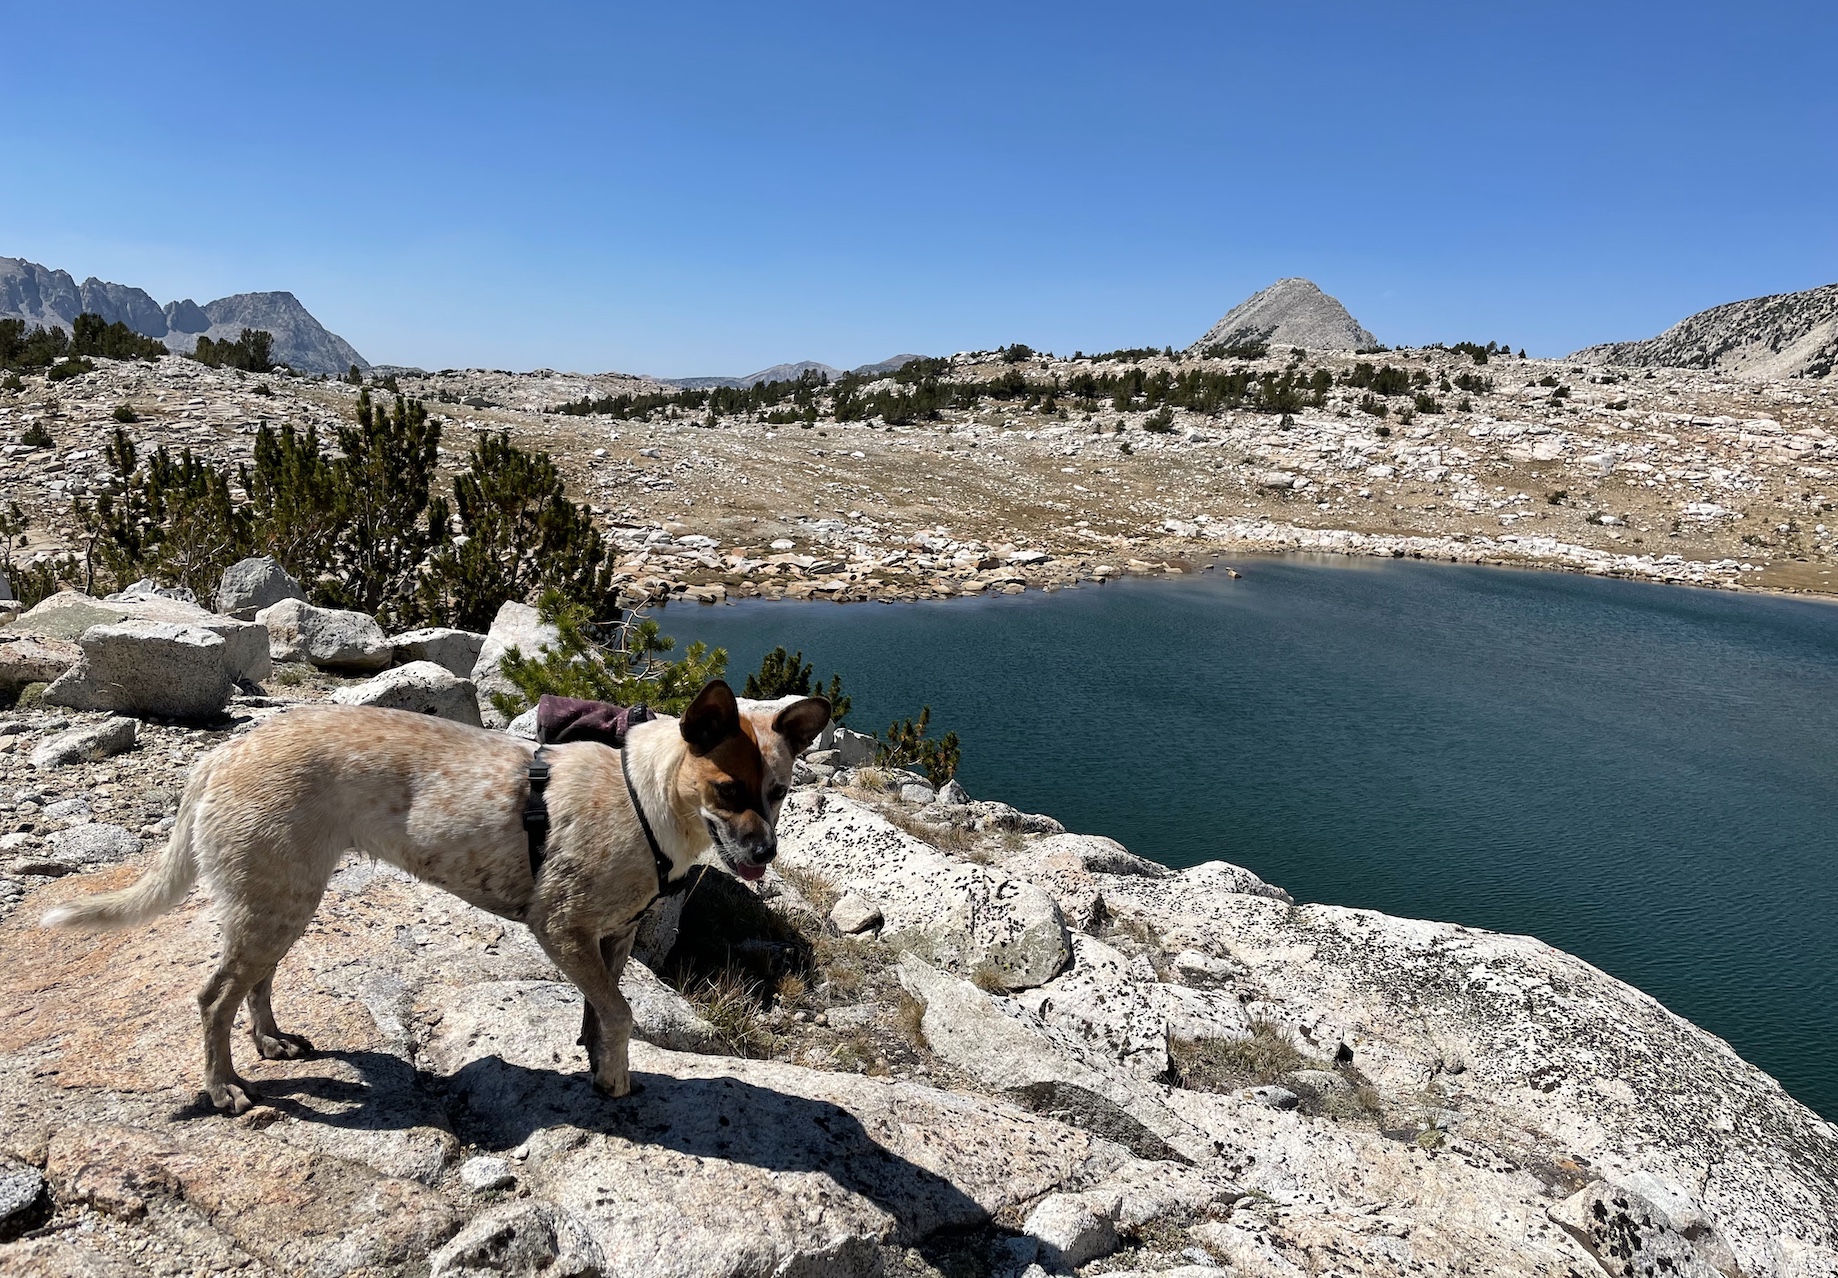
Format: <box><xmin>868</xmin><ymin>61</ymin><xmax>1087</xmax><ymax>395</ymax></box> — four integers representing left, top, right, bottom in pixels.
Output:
<box><xmin>66</xmin><ymin>390</ymin><xmax>617</xmax><ymax>631</ymax></box>
<box><xmin>1</xmin><ymin>313</ymin><xmax>169</xmax><ymax>373</ymax></box>
<box><xmin>190</xmin><ymin>328</ymin><xmax>275</xmax><ymax>373</ymax></box>
<box><xmin>555</xmin><ymin>367</ymin><xmax>830</xmax><ymax>421</ymax></box>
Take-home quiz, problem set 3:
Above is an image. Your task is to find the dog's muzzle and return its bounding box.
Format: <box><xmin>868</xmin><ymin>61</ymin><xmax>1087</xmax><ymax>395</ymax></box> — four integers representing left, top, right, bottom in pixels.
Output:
<box><xmin>707</xmin><ymin>816</ymin><xmax>775</xmax><ymax>881</ymax></box>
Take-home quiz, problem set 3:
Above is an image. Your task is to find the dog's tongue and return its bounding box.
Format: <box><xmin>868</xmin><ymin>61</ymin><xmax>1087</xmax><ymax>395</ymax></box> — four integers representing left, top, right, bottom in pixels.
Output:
<box><xmin>736</xmin><ymin>863</ymin><xmax>766</xmax><ymax>882</ymax></box>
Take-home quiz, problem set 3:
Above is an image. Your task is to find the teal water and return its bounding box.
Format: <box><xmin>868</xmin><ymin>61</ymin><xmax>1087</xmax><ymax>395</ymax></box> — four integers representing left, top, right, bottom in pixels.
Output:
<box><xmin>668</xmin><ymin>557</ymin><xmax>1838</xmax><ymax>1121</ymax></box>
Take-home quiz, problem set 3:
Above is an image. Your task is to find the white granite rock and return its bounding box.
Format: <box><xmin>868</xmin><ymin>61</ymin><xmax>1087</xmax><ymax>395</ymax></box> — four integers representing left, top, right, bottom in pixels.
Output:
<box><xmin>470</xmin><ymin>601</ymin><xmax>559</xmax><ymax>729</ymax></box>
<box><xmin>390</xmin><ymin>626</ymin><xmax>488</xmax><ymax>679</ymax></box>
<box><xmin>215</xmin><ymin>555</ymin><xmax>305</xmax><ymax>619</ymax></box>
<box><xmin>44</xmin><ymin>621</ymin><xmax>235</xmax><ymax>719</ymax></box>
<box><xmin>30</xmin><ymin>716</ymin><xmax>137</xmax><ymax>768</ymax></box>
<box><xmin>331</xmin><ymin>661</ymin><xmax>483</xmax><ymax>726</ymax></box>
<box><xmin>257</xmin><ymin>597</ymin><xmax>393</xmax><ymax>670</ymax></box>
<box><xmin>777</xmin><ymin>790</ymin><xmax>1070</xmax><ymax>989</ymax></box>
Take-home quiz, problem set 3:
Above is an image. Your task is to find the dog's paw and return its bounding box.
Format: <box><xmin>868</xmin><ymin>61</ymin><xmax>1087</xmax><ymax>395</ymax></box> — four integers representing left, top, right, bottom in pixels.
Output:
<box><xmin>253</xmin><ymin>1030</ymin><xmax>314</xmax><ymax>1060</ymax></box>
<box><xmin>207</xmin><ymin>1079</ymin><xmax>261</xmax><ymax>1115</ymax></box>
<box><xmin>592</xmin><ymin>1074</ymin><xmax>642</xmax><ymax>1099</ymax></box>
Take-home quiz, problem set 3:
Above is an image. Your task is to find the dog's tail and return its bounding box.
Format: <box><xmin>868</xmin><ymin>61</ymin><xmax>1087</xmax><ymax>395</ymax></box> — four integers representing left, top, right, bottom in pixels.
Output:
<box><xmin>40</xmin><ymin>757</ymin><xmax>209</xmax><ymax>932</ymax></box>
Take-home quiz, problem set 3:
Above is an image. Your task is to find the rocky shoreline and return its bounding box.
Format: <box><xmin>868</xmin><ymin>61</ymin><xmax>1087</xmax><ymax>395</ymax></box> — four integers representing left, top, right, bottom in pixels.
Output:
<box><xmin>1</xmin><ymin>577</ymin><xmax>1835</xmax><ymax>1276</ymax></box>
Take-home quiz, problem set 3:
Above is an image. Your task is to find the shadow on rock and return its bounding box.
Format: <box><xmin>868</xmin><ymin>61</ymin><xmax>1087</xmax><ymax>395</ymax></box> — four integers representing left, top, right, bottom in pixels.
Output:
<box><xmin>268</xmin><ymin>1049</ymin><xmax>996</xmax><ymax>1249</ymax></box>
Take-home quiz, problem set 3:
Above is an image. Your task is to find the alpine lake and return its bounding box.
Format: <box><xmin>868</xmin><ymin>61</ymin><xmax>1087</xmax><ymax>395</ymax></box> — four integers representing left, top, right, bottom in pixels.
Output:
<box><xmin>667</xmin><ymin>556</ymin><xmax>1838</xmax><ymax>1121</ymax></box>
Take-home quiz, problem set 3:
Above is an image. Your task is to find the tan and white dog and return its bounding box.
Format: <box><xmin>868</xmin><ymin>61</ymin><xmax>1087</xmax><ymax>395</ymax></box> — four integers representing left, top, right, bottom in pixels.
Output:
<box><xmin>42</xmin><ymin>680</ymin><xmax>830</xmax><ymax>1114</ymax></box>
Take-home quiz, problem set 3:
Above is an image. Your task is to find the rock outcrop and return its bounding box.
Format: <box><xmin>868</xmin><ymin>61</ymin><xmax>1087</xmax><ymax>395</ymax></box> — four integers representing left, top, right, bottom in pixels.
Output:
<box><xmin>1188</xmin><ymin>278</ymin><xmax>1377</xmax><ymax>354</ymax></box>
<box><xmin>1573</xmin><ymin>281</ymin><xmax>1838</xmax><ymax>381</ymax></box>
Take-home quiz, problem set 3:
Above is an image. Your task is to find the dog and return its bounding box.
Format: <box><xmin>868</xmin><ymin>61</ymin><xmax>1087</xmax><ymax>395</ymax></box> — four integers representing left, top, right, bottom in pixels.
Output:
<box><xmin>41</xmin><ymin>679</ymin><xmax>830</xmax><ymax>1114</ymax></box>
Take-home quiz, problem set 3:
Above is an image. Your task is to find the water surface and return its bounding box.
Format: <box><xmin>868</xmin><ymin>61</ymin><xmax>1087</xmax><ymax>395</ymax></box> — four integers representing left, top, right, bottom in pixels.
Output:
<box><xmin>669</xmin><ymin>559</ymin><xmax>1838</xmax><ymax>1119</ymax></box>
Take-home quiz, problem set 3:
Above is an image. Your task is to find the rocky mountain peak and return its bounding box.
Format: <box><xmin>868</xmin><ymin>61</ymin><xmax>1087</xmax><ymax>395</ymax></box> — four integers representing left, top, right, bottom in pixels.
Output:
<box><xmin>1572</xmin><ymin>282</ymin><xmax>1838</xmax><ymax>381</ymax></box>
<box><xmin>0</xmin><ymin>256</ymin><xmax>368</xmax><ymax>374</ymax></box>
<box><xmin>1188</xmin><ymin>277</ymin><xmax>1377</xmax><ymax>354</ymax></box>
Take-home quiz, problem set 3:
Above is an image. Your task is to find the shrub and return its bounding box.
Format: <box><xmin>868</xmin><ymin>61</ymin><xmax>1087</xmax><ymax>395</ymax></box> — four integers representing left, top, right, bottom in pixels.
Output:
<box><xmin>414</xmin><ymin>431</ymin><xmax>617</xmax><ymax>631</ymax></box>
<box><xmin>877</xmin><ymin>704</ymin><xmax>961</xmax><ymax>785</ymax></box>
<box><xmin>46</xmin><ymin>357</ymin><xmax>94</xmax><ymax>382</ymax></box>
<box><xmin>21</xmin><ymin>421</ymin><xmax>53</xmax><ymax>448</ymax></box>
<box><xmin>2</xmin><ymin>505</ymin><xmax>86</xmax><ymax>613</ymax></box>
<box><xmin>1142</xmin><ymin>407</ymin><xmax>1175</xmax><ymax>433</ymax></box>
<box><xmin>191</xmin><ymin>329</ymin><xmax>274</xmax><ymax>373</ymax></box>
<box><xmin>0</xmin><ymin>318</ymin><xmax>70</xmax><ymax>369</ymax></box>
<box><xmin>71</xmin><ymin>313</ymin><xmax>166</xmax><ymax>361</ymax></box>
<box><xmin>314</xmin><ymin>391</ymin><xmax>444</xmax><ymax>621</ymax></box>
<box><xmin>743</xmin><ymin>646</ymin><xmax>850</xmax><ymax>722</ymax></box>
<box><xmin>1356</xmin><ymin>394</ymin><xmax>1388</xmax><ymax>418</ymax></box>
<box><xmin>1412</xmin><ymin>392</ymin><xmax>1443</xmax><ymax>414</ymax></box>
<box><xmin>1199</xmin><ymin>327</ymin><xmax>1271</xmax><ymax>360</ymax></box>
<box><xmin>1343</xmin><ymin>362</ymin><xmax>1411</xmax><ymax>396</ymax></box>
<box><xmin>491</xmin><ymin>590</ymin><xmax>728</xmax><ymax>719</ymax></box>
<box><xmin>111</xmin><ymin>404</ymin><xmax>137</xmax><ymax>423</ymax></box>
<box><xmin>1</xmin><ymin>373</ymin><xmax>22</xmax><ymax>392</ymax></box>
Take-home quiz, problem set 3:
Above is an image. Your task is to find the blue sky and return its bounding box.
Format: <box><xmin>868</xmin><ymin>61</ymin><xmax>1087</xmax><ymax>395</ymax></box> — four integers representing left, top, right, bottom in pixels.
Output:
<box><xmin>3</xmin><ymin>2</ymin><xmax>1832</xmax><ymax>374</ymax></box>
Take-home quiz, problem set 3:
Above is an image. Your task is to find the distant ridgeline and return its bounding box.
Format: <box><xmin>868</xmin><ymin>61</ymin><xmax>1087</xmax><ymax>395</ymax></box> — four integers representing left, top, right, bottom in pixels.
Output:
<box><xmin>1573</xmin><ymin>281</ymin><xmax>1838</xmax><ymax>381</ymax></box>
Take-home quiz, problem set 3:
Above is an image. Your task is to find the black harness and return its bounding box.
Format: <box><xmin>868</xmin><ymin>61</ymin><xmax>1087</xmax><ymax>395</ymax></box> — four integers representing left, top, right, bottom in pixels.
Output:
<box><xmin>522</xmin><ymin>745</ymin><xmax>683</xmax><ymax>906</ymax></box>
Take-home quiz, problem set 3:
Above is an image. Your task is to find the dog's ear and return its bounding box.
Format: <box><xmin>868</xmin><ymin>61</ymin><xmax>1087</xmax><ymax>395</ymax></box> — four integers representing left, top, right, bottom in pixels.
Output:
<box><xmin>772</xmin><ymin>697</ymin><xmax>831</xmax><ymax>754</ymax></box>
<box><xmin>679</xmin><ymin>680</ymin><xmax>741</xmax><ymax>755</ymax></box>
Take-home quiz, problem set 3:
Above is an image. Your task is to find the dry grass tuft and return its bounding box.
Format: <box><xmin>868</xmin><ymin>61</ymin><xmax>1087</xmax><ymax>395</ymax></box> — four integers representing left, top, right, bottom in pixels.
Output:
<box><xmin>884</xmin><ymin>810</ymin><xmax>985</xmax><ymax>860</ymax></box>
<box><xmin>776</xmin><ymin>863</ymin><xmax>841</xmax><ymax>914</ymax></box>
<box><xmin>970</xmin><ymin>962</ymin><xmax>1008</xmax><ymax>994</ymax></box>
<box><xmin>897</xmin><ymin>991</ymin><xmax>929</xmax><ymax>1051</ymax></box>
<box><xmin>678</xmin><ymin>965</ymin><xmax>777</xmax><ymax>1058</ymax></box>
<box><xmin>1171</xmin><ymin>1018</ymin><xmax>1307</xmax><ymax>1092</ymax></box>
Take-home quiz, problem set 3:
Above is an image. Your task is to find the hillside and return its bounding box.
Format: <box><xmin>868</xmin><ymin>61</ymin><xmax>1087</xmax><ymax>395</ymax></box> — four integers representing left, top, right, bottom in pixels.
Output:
<box><xmin>0</xmin><ymin>256</ymin><xmax>369</xmax><ymax>375</ymax></box>
<box><xmin>1188</xmin><ymin>277</ymin><xmax>1376</xmax><ymax>354</ymax></box>
<box><xmin>1574</xmin><ymin>282</ymin><xmax>1838</xmax><ymax>380</ymax></box>
<box><xmin>665</xmin><ymin>355</ymin><xmax>924</xmax><ymax>390</ymax></box>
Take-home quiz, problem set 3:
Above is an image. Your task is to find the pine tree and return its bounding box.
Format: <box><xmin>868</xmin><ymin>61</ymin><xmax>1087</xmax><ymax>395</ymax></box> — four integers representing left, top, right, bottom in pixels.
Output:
<box><xmin>742</xmin><ymin>646</ymin><xmax>850</xmax><ymax>722</ymax></box>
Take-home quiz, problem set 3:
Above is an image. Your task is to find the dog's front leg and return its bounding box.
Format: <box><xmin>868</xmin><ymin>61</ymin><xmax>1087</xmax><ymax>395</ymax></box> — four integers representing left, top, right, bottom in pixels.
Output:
<box><xmin>538</xmin><ymin>924</ymin><xmax>638</xmax><ymax>1097</ymax></box>
<box><xmin>578</xmin><ymin>932</ymin><xmax>635</xmax><ymax>1074</ymax></box>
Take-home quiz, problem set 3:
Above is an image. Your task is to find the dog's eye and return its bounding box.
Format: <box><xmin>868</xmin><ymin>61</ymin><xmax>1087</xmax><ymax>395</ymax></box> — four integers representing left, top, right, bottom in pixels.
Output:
<box><xmin>714</xmin><ymin>781</ymin><xmax>747</xmax><ymax>808</ymax></box>
<box><xmin>768</xmin><ymin>785</ymin><xmax>787</xmax><ymax>804</ymax></box>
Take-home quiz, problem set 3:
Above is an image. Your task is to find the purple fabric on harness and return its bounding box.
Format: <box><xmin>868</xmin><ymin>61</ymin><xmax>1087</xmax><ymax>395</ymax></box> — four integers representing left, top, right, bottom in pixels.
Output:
<box><xmin>535</xmin><ymin>695</ymin><xmax>657</xmax><ymax>747</ymax></box>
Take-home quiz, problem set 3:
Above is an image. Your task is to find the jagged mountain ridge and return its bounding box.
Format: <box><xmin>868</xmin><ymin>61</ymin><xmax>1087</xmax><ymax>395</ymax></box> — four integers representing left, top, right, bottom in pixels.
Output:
<box><xmin>0</xmin><ymin>256</ymin><xmax>369</xmax><ymax>375</ymax></box>
<box><xmin>1572</xmin><ymin>282</ymin><xmax>1838</xmax><ymax>381</ymax></box>
<box><xmin>1188</xmin><ymin>277</ymin><xmax>1376</xmax><ymax>354</ymax></box>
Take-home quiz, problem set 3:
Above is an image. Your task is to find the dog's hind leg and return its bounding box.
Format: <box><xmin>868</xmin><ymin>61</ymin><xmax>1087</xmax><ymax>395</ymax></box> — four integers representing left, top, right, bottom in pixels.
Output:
<box><xmin>246</xmin><ymin>971</ymin><xmax>314</xmax><ymax>1060</ymax></box>
<box><xmin>198</xmin><ymin>887</ymin><xmax>325</xmax><ymax>1114</ymax></box>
